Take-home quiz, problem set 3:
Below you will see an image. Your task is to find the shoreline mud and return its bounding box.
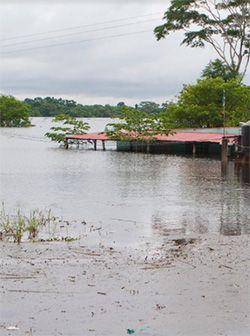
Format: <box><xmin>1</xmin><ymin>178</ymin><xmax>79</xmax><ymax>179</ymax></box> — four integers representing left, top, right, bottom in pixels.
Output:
<box><xmin>0</xmin><ymin>233</ymin><xmax>249</xmax><ymax>336</ymax></box>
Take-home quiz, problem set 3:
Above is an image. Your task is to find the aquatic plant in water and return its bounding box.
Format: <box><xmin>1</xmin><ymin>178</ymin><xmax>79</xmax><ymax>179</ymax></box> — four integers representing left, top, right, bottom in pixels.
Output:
<box><xmin>0</xmin><ymin>204</ymin><xmax>65</xmax><ymax>244</ymax></box>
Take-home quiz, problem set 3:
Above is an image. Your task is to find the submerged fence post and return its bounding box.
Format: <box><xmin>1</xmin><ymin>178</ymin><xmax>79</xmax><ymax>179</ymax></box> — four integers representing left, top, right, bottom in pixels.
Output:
<box><xmin>102</xmin><ymin>140</ymin><xmax>106</xmax><ymax>151</ymax></box>
<box><xmin>146</xmin><ymin>141</ymin><xmax>150</xmax><ymax>154</ymax></box>
<box><xmin>192</xmin><ymin>143</ymin><xmax>196</xmax><ymax>156</ymax></box>
<box><xmin>221</xmin><ymin>137</ymin><xmax>228</xmax><ymax>174</ymax></box>
<box><xmin>64</xmin><ymin>138</ymin><xmax>69</xmax><ymax>149</ymax></box>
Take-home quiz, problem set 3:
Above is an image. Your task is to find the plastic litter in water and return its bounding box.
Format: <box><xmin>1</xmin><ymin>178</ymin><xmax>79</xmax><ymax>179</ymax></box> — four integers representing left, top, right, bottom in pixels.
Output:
<box><xmin>7</xmin><ymin>326</ymin><xmax>19</xmax><ymax>330</ymax></box>
<box><xmin>127</xmin><ymin>329</ymin><xmax>135</xmax><ymax>334</ymax></box>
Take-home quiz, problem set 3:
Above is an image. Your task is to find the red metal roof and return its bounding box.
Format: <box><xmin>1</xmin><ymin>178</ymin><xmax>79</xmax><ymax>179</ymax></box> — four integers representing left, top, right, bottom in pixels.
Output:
<box><xmin>66</xmin><ymin>132</ymin><xmax>109</xmax><ymax>141</ymax></box>
<box><xmin>66</xmin><ymin>132</ymin><xmax>238</xmax><ymax>144</ymax></box>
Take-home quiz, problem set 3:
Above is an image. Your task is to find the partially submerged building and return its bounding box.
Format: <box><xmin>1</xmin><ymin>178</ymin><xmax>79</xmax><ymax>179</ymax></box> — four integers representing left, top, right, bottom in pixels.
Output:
<box><xmin>65</xmin><ymin>127</ymin><xmax>241</xmax><ymax>158</ymax></box>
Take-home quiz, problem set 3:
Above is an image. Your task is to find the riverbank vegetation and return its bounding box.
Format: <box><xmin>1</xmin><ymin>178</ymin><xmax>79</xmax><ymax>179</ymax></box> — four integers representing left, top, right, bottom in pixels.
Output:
<box><xmin>162</xmin><ymin>78</ymin><xmax>250</xmax><ymax>128</ymax></box>
<box><xmin>0</xmin><ymin>95</ymin><xmax>32</xmax><ymax>127</ymax></box>
<box><xmin>0</xmin><ymin>204</ymin><xmax>79</xmax><ymax>243</ymax></box>
<box><xmin>0</xmin><ymin>205</ymin><xmax>55</xmax><ymax>243</ymax></box>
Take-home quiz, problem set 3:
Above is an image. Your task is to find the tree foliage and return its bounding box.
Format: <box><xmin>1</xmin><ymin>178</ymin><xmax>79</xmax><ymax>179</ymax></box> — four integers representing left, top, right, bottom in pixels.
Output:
<box><xmin>106</xmin><ymin>107</ymin><xmax>173</xmax><ymax>142</ymax></box>
<box><xmin>24</xmin><ymin>97</ymin><xmax>165</xmax><ymax>118</ymax></box>
<box><xmin>137</xmin><ymin>101</ymin><xmax>161</xmax><ymax>114</ymax></box>
<box><xmin>24</xmin><ymin>97</ymin><xmax>125</xmax><ymax>118</ymax></box>
<box><xmin>45</xmin><ymin>114</ymin><xmax>90</xmax><ymax>143</ymax></box>
<box><xmin>0</xmin><ymin>95</ymin><xmax>31</xmax><ymax>127</ymax></box>
<box><xmin>154</xmin><ymin>0</ymin><xmax>250</xmax><ymax>78</ymax></box>
<box><xmin>201</xmin><ymin>58</ymin><xmax>239</xmax><ymax>81</ymax></box>
<box><xmin>162</xmin><ymin>78</ymin><xmax>250</xmax><ymax>128</ymax></box>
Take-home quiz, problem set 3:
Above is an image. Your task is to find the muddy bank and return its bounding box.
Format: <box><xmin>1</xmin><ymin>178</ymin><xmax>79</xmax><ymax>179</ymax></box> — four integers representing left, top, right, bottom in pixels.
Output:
<box><xmin>0</xmin><ymin>234</ymin><xmax>249</xmax><ymax>336</ymax></box>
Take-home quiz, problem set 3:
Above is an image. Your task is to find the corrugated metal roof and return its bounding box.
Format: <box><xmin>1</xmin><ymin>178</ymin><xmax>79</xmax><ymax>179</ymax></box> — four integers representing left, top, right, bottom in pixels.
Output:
<box><xmin>66</xmin><ymin>132</ymin><xmax>238</xmax><ymax>144</ymax></box>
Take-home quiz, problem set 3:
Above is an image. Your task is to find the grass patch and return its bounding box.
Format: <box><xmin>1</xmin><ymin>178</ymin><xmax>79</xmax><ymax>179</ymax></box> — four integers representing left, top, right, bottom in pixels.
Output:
<box><xmin>0</xmin><ymin>203</ymin><xmax>77</xmax><ymax>244</ymax></box>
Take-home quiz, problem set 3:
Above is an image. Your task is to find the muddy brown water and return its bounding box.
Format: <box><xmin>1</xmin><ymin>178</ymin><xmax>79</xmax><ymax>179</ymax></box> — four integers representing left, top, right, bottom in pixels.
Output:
<box><xmin>0</xmin><ymin>118</ymin><xmax>249</xmax><ymax>245</ymax></box>
<box><xmin>0</xmin><ymin>118</ymin><xmax>249</xmax><ymax>336</ymax></box>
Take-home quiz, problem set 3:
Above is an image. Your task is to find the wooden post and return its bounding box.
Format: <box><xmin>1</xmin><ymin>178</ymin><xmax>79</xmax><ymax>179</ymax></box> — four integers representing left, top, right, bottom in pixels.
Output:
<box><xmin>241</xmin><ymin>161</ymin><xmax>250</xmax><ymax>183</ymax></box>
<box><xmin>94</xmin><ymin>140</ymin><xmax>97</xmax><ymax>151</ymax></box>
<box><xmin>102</xmin><ymin>140</ymin><xmax>106</xmax><ymax>151</ymax></box>
<box><xmin>192</xmin><ymin>143</ymin><xmax>196</xmax><ymax>156</ymax></box>
<box><xmin>221</xmin><ymin>137</ymin><xmax>228</xmax><ymax>174</ymax></box>
<box><xmin>221</xmin><ymin>137</ymin><xmax>228</xmax><ymax>162</ymax></box>
<box><xmin>64</xmin><ymin>138</ymin><xmax>69</xmax><ymax>149</ymax></box>
<box><xmin>129</xmin><ymin>142</ymin><xmax>133</xmax><ymax>152</ymax></box>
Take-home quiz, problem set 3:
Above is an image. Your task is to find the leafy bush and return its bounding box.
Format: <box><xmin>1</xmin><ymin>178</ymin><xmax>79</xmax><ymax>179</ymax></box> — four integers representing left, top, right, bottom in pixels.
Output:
<box><xmin>162</xmin><ymin>78</ymin><xmax>250</xmax><ymax>128</ymax></box>
<box><xmin>45</xmin><ymin>114</ymin><xmax>90</xmax><ymax>144</ymax></box>
<box><xmin>0</xmin><ymin>95</ymin><xmax>31</xmax><ymax>127</ymax></box>
<box><xmin>106</xmin><ymin>107</ymin><xmax>173</xmax><ymax>142</ymax></box>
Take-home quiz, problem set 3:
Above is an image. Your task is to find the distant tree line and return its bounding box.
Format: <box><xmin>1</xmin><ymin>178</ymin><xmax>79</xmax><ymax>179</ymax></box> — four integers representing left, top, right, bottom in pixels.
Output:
<box><xmin>1</xmin><ymin>58</ymin><xmax>249</xmax><ymax>129</ymax></box>
<box><xmin>24</xmin><ymin>97</ymin><xmax>166</xmax><ymax>118</ymax></box>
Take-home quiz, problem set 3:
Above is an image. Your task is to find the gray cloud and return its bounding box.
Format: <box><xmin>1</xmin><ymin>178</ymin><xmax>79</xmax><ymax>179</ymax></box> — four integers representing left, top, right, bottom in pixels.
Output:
<box><xmin>0</xmin><ymin>0</ymin><xmax>249</xmax><ymax>105</ymax></box>
<box><xmin>0</xmin><ymin>75</ymin><xmax>182</xmax><ymax>98</ymax></box>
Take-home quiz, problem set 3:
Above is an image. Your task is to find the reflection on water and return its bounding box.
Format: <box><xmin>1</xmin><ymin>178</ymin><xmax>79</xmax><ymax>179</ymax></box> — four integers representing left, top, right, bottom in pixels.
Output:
<box><xmin>0</xmin><ymin>118</ymin><xmax>249</xmax><ymax>244</ymax></box>
<box><xmin>235</xmin><ymin>163</ymin><xmax>250</xmax><ymax>184</ymax></box>
<box><xmin>219</xmin><ymin>162</ymin><xmax>250</xmax><ymax>235</ymax></box>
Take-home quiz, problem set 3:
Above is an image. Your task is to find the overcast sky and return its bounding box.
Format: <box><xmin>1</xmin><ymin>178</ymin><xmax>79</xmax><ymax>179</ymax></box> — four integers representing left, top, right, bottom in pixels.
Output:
<box><xmin>0</xmin><ymin>0</ymin><xmax>249</xmax><ymax>106</ymax></box>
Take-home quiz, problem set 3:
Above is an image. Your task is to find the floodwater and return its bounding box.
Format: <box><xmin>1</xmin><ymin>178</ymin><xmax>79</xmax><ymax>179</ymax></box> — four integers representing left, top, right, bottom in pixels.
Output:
<box><xmin>0</xmin><ymin>118</ymin><xmax>249</xmax><ymax>245</ymax></box>
<box><xmin>0</xmin><ymin>118</ymin><xmax>250</xmax><ymax>336</ymax></box>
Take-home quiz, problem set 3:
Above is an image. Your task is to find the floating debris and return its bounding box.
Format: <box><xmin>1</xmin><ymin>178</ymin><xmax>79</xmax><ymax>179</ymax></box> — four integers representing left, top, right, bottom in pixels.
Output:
<box><xmin>97</xmin><ymin>291</ymin><xmax>106</xmax><ymax>295</ymax></box>
<box><xmin>6</xmin><ymin>326</ymin><xmax>19</xmax><ymax>330</ymax></box>
<box><xmin>127</xmin><ymin>329</ymin><xmax>135</xmax><ymax>334</ymax></box>
<box><xmin>172</xmin><ymin>238</ymin><xmax>197</xmax><ymax>246</ymax></box>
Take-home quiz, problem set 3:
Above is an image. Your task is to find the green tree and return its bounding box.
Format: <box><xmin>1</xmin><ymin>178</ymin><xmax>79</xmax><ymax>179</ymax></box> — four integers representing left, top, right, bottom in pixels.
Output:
<box><xmin>138</xmin><ymin>101</ymin><xmax>162</xmax><ymax>114</ymax></box>
<box><xmin>162</xmin><ymin>78</ymin><xmax>250</xmax><ymax>128</ymax></box>
<box><xmin>117</xmin><ymin>102</ymin><xmax>126</xmax><ymax>107</ymax></box>
<box><xmin>106</xmin><ymin>107</ymin><xmax>172</xmax><ymax>142</ymax></box>
<box><xmin>0</xmin><ymin>95</ymin><xmax>31</xmax><ymax>127</ymax></box>
<box><xmin>45</xmin><ymin>114</ymin><xmax>90</xmax><ymax>144</ymax></box>
<box><xmin>25</xmin><ymin>97</ymin><xmax>127</xmax><ymax>118</ymax></box>
<box><xmin>201</xmin><ymin>59</ymin><xmax>239</xmax><ymax>81</ymax></box>
<box><xmin>154</xmin><ymin>0</ymin><xmax>250</xmax><ymax>78</ymax></box>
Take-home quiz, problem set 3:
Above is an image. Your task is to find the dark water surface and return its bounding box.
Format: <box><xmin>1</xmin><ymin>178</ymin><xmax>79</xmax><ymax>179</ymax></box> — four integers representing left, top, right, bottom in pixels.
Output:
<box><xmin>0</xmin><ymin>118</ymin><xmax>249</xmax><ymax>245</ymax></box>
